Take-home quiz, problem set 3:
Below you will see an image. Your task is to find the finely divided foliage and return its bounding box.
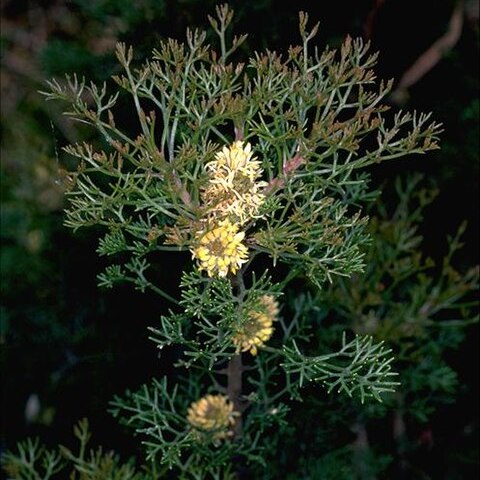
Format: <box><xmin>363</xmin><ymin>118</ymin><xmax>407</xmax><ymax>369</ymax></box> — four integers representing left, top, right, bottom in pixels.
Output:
<box><xmin>30</xmin><ymin>3</ymin><xmax>444</xmax><ymax>476</ymax></box>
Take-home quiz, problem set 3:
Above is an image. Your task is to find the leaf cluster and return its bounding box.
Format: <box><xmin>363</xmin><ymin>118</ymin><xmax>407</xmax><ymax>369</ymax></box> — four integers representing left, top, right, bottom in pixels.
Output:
<box><xmin>316</xmin><ymin>175</ymin><xmax>479</xmax><ymax>419</ymax></box>
<box><xmin>253</xmin><ymin>175</ymin><xmax>479</xmax><ymax>477</ymax></box>
<box><xmin>109</xmin><ymin>376</ymin><xmax>278</xmax><ymax>479</ymax></box>
<box><xmin>281</xmin><ymin>332</ymin><xmax>399</xmax><ymax>403</ymax></box>
<box><xmin>1</xmin><ymin>419</ymin><xmax>147</xmax><ymax>480</ymax></box>
<box><xmin>41</xmin><ymin>6</ymin><xmax>441</xmax><ymax>292</ymax></box>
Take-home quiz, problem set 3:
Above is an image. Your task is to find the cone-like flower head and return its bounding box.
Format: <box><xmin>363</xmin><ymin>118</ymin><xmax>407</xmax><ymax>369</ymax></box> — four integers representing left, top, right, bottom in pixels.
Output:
<box><xmin>202</xmin><ymin>141</ymin><xmax>267</xmax><ymax>224</ymax></box>
<box><xmin>233</xmin><ymin>295</ymin><xmax>280</xmax><ymax>355</ymax></box>
<box><xmin>187</xmin><ymin>394</ymin><xmax>237</xmax><ymax>440</ymax></box>
<box><xmin>192</xmin><ymin>219</ymin><xmax>248</xmax><ymax>277</ymax></box>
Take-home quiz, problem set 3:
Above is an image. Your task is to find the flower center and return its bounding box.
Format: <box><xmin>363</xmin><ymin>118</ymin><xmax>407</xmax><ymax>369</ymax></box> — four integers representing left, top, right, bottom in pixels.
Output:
<box><xmin>208</xmin><ymin>237</ymin><xmax>227</xmax><ymax>256</ymax></box>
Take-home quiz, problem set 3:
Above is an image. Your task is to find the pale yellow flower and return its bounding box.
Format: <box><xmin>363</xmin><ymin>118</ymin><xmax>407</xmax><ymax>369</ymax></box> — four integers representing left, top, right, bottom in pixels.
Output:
<box><xmin>202</xmin><ymin>141</ymin><xmax>268</xmax><ymax>224</ymax></box>
<box><xmin>233</xmin><ymin>295</ymin><xmax>279</xmax><ymax>355</ymax></box>
<box><xmin>191</xmin><ymin>219</ymin><xmax>248</xmax><ymax>277</ymax></box>
<box><xmin>202</xmin><ymin>184</ymin><xmax>266</xmax><ymax>225</ymax></box>
<box><xmin>207</xmin><ymin>141</ymin><xmax>262</xmax><ymax>182</ymax></box>
<box><xmin>187</xmin><ymin>394</ymin><xmax>237</xmax><ymax>440</ymax></box>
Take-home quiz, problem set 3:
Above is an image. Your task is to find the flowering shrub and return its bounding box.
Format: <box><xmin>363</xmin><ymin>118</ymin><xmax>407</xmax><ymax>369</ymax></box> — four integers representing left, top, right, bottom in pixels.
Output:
<box><xmin>4</xmin><ymin>4</ymin><xmax>461</xmax><ymax>479</ymax></box>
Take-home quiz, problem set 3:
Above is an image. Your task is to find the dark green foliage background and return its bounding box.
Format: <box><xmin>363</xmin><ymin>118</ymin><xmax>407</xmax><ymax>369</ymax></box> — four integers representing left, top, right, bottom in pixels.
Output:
<box><xmin>1</xmin><ymin>0</ymin><xmax>478</xmax><ymax>478</ymax></box>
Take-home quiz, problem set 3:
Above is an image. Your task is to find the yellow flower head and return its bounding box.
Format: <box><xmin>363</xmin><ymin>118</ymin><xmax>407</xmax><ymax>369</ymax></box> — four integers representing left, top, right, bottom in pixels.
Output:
<box><xmin>192</xmin><ymin>219</ymin><xmax>248</xmax><ymax>277</ymax></box>
<box><xmin>202</xmin><ymin>141</ymin><xmax>268</xmax><ymax>224</ymax></box>
<box><xmin>233</xmin><ymin>295</ymin><xmax>279</xmax><ymax>355</ymax></box>
<box><xmin>209</xmin><ymin>141</ymin><xmax>261</xmax><ymax>179</ymax></box>
<box><xmin>187</xmin><ymin>394</ymin><xmax>237</xmax><ymax>440</ymax></box>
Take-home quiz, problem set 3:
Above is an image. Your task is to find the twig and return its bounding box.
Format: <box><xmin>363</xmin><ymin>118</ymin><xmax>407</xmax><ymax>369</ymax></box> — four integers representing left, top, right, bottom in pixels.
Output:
<box><xmin>391</xmin><ymin>1</ymin><xmax>464</xmax><ymax>102</ymax></box>
<box><xmin>264</xmin><ymin>154</ymin><xmax>305</xmax><ymax>194</ymax></box>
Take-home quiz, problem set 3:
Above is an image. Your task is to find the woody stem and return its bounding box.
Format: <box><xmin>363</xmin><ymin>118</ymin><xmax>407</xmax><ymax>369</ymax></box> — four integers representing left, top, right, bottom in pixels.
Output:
<box><xmin>226</xmin><ymin>269</ymin><xmax>247</xmax><ymax>437</ymax></box>
<box><xmin>226</xmin><ymin>353</ymin><xmax>243</xmax><ymax>437</ymax></box>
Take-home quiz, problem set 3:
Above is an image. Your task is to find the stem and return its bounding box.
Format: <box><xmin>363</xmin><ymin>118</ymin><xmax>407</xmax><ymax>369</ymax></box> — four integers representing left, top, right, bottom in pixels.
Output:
<box><xmin>226</xmin><ymin>269</ymin><xmax>247</xmax><ymax>437</ymax></box>
<box><xmin>226</xmin><ymin>353</ymin><xmax>244</xmax><ymax>437</ymax></box>
<box><xmin>125</xmin><ymin>275</ymin><xmax>179</xmax><ymax>305</ymax></box>
<box><xmin>219</xmin><ymin>25</ymin><xmax>227</xmax><ymax>64</ymax></box>
<box><xmin>124</xmin><ymin>63</ymin><xmax>150</xmax><ymax>138</ymax></box>
<box><xmin>146</xmin><ymin>282</ymin><xmax>179</xmax><ymax>305</ymax></box>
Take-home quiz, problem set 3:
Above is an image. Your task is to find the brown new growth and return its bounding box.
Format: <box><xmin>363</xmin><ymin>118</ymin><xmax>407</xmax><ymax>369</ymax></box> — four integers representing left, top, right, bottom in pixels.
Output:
<box><xmin>265</xmin><ymin>154</ymin><xmax>306</xmax><ymax>194</ymax></box>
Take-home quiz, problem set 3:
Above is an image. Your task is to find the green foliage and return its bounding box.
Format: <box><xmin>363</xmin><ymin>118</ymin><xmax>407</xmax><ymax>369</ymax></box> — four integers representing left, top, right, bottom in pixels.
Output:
<box><xmin>148</xmin><ymin>269</ymin><xmax>282</xmax><ymax>365</ymax></box>
<box><xmin>110</xmin><ymin>377</ymin><xmax>271</xmax><ymax>479</ymax></box>
<box><xmin>281</xmin><ymin>333</ymin><xmax>399</xmax><ymax>403</ymax></box>
<box><xmin>2</xmin><ymin>1</ymin><xmax>478</xmax><ymax>478</ymax></box>
<box><xmin>255</xmin><ymin>175</ymin><xmax>478</xmax><ymax>478</ymax></box>
<box><xmin>40</xmin><ymin>7</ymin><xmax>440</xmax><ymax>296</ymax></box>
<box><xmin>6</xmin><ymin>4</ymin><xmax>467</xmax><ymax>479</ymax></box>
<box><xmin>284</xmin><ymin>446</ymin><xmax>393</xmax><ymax>480</ymax></box>
<box><xmin>316</xmin><ymin>175</ymin><xmax>479</xmax><ymax>422</ymax></box>
<box><xmin>33</xmin><ymin>4</ymin><xmax>443</xmax><ymax>476</ymax></box>
<box><xmin>1</xmin><ymin>419</ymin><xmax>147</xmax><ymax>480</ymax></box>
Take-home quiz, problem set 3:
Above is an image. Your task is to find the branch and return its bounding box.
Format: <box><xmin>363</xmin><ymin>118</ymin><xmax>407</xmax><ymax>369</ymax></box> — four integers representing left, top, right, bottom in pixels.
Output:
<box><xmin>281</xmin><ymin>333</ymin><xmax>400</xmax><ymax>403</ymax></box>
<box><xmin>391</xmin><ymin>1</ymin><xmax>464</xmax><ymax>102</ymax></box>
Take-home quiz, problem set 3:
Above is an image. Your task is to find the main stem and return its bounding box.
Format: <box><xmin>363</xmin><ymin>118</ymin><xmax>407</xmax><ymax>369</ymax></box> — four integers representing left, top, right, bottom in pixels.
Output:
<box><xmin>227</xmin><ymin>269</ymin><xmax>247</xmax><ymax>438</ymax></box>
<box><xmin>226</xmin><ymin>353</ymin><xmax>243</xmax><ymax>437</ymax></box>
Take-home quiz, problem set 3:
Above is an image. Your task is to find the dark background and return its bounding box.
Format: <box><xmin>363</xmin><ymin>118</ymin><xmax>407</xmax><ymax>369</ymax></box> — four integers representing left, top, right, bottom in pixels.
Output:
<box><xmin>1</xmin><ymin>0</ymin><xmax>478</xmax><ymax>476</ymax></box>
